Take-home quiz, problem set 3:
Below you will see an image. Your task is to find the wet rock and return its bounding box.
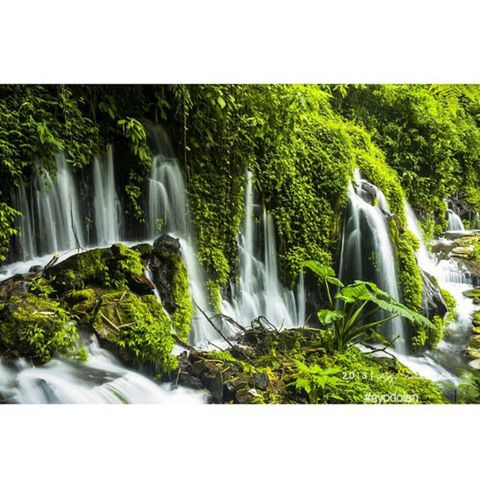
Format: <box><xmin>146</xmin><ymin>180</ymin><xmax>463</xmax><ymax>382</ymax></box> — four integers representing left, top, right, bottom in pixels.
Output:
<box><xmin>153</xmin><ymin>234</ymin><xmax>181</xmax><ymax>254</ymax></box>
<box><xmin>28</xmin><ymin>265</ymin><xmax>43</xmax><ymax>273</ymax></box>
<box><xmin>420</xmin><ymin>270</ymin><xmax>447</xmax><ymax>320</ymax></box>
<box><xmin>235</xmin><ymin>388</ymin><xmax>258</xmax><ymax>404</ymax></box>
<box><xmin>253</xmin><ymin>372</ymin><xmax>269</xmax><ymax>390</ymax></box>
<box><xmin>128</xmin><ymin>273</ymin><xmax>155</xmax><ymax>295</ymax></box>
<box><xmin>467</xmin><ymin>335</ymin><xmax>480</xmax><ymax>359</ymax></box>
<box><xmin>223</xmin><ymin>380</ymin><xmax>238</xmax><ymax>402</ymax></box>
<box><xmin>451</xmin><ymin>247</ymin><xmax>474</xmax><ymax>259</ymax></box>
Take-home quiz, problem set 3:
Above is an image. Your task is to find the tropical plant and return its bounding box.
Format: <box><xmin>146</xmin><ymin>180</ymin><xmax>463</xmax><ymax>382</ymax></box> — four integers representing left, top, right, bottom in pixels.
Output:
<box><xmin>289</xmin><ymin>359</ymin><xmax>343</xmax><ymax>403</ymax></box>
<box><xmin>302</xmin><ymin>260</ymin><xmax>434</xmax><ymax>351</ymax></box>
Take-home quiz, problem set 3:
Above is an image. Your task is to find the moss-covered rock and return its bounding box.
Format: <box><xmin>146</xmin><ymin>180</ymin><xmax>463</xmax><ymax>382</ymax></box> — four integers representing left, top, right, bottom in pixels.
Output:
<box><xmin>92</xmin><ymin>288</ymin><xmax>176</xmax><ymax>373</ymax></box>
<box><xmin>463</xmin><ymin>288</ymin><xmax>480</xmax><ymax>305</ymax></box>
<box><xmin>0</xmin><ymin>294</ymin><xmax>80</xmax><ymax>364</ymax></box>
<box><xmin>47</xmin><ymin>244</ymin><xmax>149</xmax><ymax>292</ymax></box>
<box><xmin>149</xmin><ymin>235</ymin><xmax>192</xmax><ymax>341</ymax></box>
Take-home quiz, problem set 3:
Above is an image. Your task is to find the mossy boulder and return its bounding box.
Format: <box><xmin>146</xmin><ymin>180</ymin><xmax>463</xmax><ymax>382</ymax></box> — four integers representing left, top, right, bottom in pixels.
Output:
<box><xmin>148</xmin><ymin>235</ymin><xmax>193</xmax><ymax>341</ymax></box>
<box><xmin>463</xmin><ymin>288</ymin><xmax>480</xmax><ymax>305</ymax></box>
<box><xmin>92</xmin><ymin>288</ymin><xmax>176</xmax><ymax>373</ymax></box>
<box><xmin>0</xmin><ymin>294</ymin><xmax>80</xmax><ymax>364</ymax></box>
<box><xmin>47</xmin><ymin>243</ymin><xmax>151</xmax><ymax>293</ymax></box>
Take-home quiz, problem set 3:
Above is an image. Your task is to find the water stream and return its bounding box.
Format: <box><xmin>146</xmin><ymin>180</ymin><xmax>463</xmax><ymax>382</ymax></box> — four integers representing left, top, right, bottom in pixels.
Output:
<box><xmin>338</xmin><ymin>169</ymin><xmax>407</xmax><ymax>353</ymax></box>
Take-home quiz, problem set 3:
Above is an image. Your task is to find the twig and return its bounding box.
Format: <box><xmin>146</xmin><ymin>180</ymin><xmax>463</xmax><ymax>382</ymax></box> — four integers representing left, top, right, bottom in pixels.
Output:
<box><xmin>195</xmin><ymin>303</ymin><xmax>251</xmax><ymax>361</ymax></box>
<box><xmin>100</xmin><ymin>312</ymin><xmax>121</xmax><ymax>332</ymax></box>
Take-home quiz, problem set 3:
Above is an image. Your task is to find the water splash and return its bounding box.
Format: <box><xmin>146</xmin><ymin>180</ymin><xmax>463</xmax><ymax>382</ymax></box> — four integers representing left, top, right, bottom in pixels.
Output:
<box><xmin>0</xmin><ymin>336</ymin><xmax>206</xmax><ymax>404</ymax></box>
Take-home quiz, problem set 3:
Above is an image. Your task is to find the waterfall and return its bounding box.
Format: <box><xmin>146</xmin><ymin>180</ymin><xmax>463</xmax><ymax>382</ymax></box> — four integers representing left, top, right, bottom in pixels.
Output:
<box><xmin>33</xmin><ymin>154</ymin><xmax>85</xmax><ymax>256</ymax></box>
<box><xmin>399</xmin><ymin>200</ymin><xmax>476</xmax><ymax>385</ymax></box>
<box><xmin>339</xmin><ymin>169</ymin><xmax>407</xmax><ymax>353</ymax></box>
<box><xmin>93</xmin><ymin>146</ymin><xmax>123</xmax><ymax>245</ymax></box>
<box><xmin>447</xmin><ymin>209</ymin><xmax>465</xmax><ymax>231</ymax></box>
<box><xmin>11</xmin><ymin>181</ymin><xmax>35</xmax><ymax>261</ymax></box>
<box><xmin>0</xmin><ymin>336</ymin><xmax>205</xmax><ymax>404</ymax></box>
<box><xmin>222</xmin><ymin>171</ymin><xmax>304</xmax><ymax>330</ymax></box>
<box><xmin>146</xmin><ymin>126</ymin><xmax>216</xmax><ymax>346</ymax></box>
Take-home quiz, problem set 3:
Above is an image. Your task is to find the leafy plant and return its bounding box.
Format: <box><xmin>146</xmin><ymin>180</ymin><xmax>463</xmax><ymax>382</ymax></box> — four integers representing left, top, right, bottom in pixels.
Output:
<box><xmin>290</xmin><ymin>359</ymin><xmax>343</xmax><ymax>403</ymax></box>
<box><xmin>303</xmin><ymin>261</ymin><xmax>434</xmax><ymax>351</ymax></box>
<box><xmin>29</xmin><ymin>276</ymin><xmax>55</xmax><ymax>298</ymax></box>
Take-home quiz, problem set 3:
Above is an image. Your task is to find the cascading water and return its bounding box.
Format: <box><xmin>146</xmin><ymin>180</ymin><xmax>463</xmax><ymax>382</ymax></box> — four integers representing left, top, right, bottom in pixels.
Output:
<box><xmin>0</xmin><ymin>335</ymin><xmax>205</xmax><ymax>404</ymax></box>
<box><xmin>399</xmin><ymin>201</ymin><xmax>477</xmax><ymax>386</ymax></box>
<box><xmin>93</xmin><ymin>146</ymin><xmax>124</xmax><ymax>245</ymax></box>
<box><xmin>222</xmin><ymin>171</ymin><xmax>305</xmax><ymax>330</ymax></box>
<box><xmin>11</xmin><ymin>181</ymin><xmax>35</xmax><ymax>261</ymax></box>
<box><xmin>33</xmin><ymin>154</ymin><xmax>86</xmax><ymax>256</ymax></box>
<box><xmin>146</xmin><ymin>126</ymin><xmax>217</xmax><ymax>346</ymax></box>
<box><xmin>447</xmin><ymin>209</ymin><xmax>465</xmax><ymax>232</ymax></box>
<box><xmin>339</xmin><ymin>169</ymin><xmax>407</xmax><ymax>353</ymax></box>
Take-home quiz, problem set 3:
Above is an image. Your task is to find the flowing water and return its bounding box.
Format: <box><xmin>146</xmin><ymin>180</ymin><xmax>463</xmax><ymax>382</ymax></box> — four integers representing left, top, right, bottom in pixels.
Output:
<box><xmin>338</xmin><ymin>170</ymin><xmax>407</xmax><ymax>353</ymax></box>
<box><xmin>447</xmin><ymin>209</ymin><xmax>465</xmax><ymax>231</ymax></box>
<box><xmin>93</xmin><ymin>146</ymin><xmax>124</xmax><ymax>245</ymax></box>
<box><xmin>222</xmin><ymin>171</ymin><xmax>305</xmax><ymax>331</ymax></box>
<box><xmin>393</xmin><ymin>202</ymin><xmax>478</xmax><ymax>388</ymax></box>
<box><xmin>0</xmin><ymin>336</ymin><xmax>205</xmax><ymax>404</ymax></box>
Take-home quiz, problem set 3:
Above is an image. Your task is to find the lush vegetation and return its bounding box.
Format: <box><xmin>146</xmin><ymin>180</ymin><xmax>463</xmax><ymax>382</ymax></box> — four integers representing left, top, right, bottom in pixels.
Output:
<box><xmin>2</xmin><ymin>84</ymin><xmax>480</xmax><ymax>403</ymax></box>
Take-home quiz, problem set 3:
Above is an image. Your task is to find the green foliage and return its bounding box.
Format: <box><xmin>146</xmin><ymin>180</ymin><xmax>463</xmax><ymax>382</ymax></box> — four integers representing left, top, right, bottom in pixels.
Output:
<box><xmin>395</xmin><ymin>228</ymin><xmax>424</xmax><ymax>312</ymax></box>
<box><xmin>332</xmin><ymin>84</ymin><xmax>480</xmax><ymax>231</ymax></box>
<box><xmin>326</xmin><ymin>346</ymin><xmax>445</xmax><ymax>404</ymax></box>
<box><xmin>304</xmin><ymin>261</ymin><xmax>433</xmax><ymax>352</ymax></box>
<box><xmin>111</xmin><ymin>243</ymin><xmax>144</xmax><ymax>277</ymax></box>
<box><xmin>29</xmin><ymin>276</ymin><xmax>55</xmax><ymax>298</ymax></box>
<box><xmin>94</xmin><ymin>289</ymin><xmax>176</xmax><ymax>373</ymax></box>
<box><xmin>169</xmin><ymin>252</ymin><xmax>193</xmax><ymax>341</ymax></box>
<box><xmin>0</xmin><ymin>202</ymin><xmax>20</xmax><ymax>262</ymax></box>
<box><xmin>0</xmin><ymin>294</ymin><xmax>81</xmax><ymax>364</ymax></box>
<box><xmin>290</xmin><ymin>360</ymin><xmax>343</xmax><ymax>403</ymax></box>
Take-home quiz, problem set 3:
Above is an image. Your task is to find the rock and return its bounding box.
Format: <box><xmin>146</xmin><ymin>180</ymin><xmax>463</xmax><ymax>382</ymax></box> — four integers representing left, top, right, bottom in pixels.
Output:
<box><xmin>253</xmin><ymin>372</ymin><xmax>269</xmax><ymax>390</ymax></box>
<box><xmin>450</xmin><ymin>246</ymin><xmax>474</xmax><ymax>259</ymax></box>
<box><xmin>420</xmin><ymin>270</ymin><xmax>447</xmax><ymax>320</ymax></box>
<box><xmin>473</xmin><ymin>327</ymin><xmax>480</xmax><ymax>335</ymax></box>
<box><xmin>0</xmin><ymin>294</ymin><xmax>79</xmax><ymax>364</ymax></box>
<box><xmin>469</xmin><ymin>359</ymin><xmax>480</xmax><ymax>370</ymax></box>
<box><xmin>153</xmin><ymin>234</ymin><xmax>181</xmax><ymax>254</ymax></box>
<box><xmin>467</xmin><ymin>335</ymin><xmax>480</xmax><ymax>359</ymax></box>
<box><xmin>463</xmin><ymin>288</ymin><xmax>480</xmax><ymax>305</ymax></box>
<box><xmin>130</xmin><ymin>243</ymin><xmax>153</xmax><ymax>259</ymax></box>
<box><xmin>128</xmin><ymin>273</ymin><xmax>155</xmax><ymax>295</ymax></box>
<box><xmin>235</xmin><ymin>388</ymin><xmax>257</xmax><ymax>404</ymax></box>
<box><xmin>28</xmin><ymin>265</ymin><xmax>43</xmax><ymax>273</ymax></box>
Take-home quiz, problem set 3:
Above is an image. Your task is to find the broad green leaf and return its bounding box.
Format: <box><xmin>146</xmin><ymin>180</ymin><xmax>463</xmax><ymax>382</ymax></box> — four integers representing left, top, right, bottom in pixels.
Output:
<box><xmin>318</xmin><ymin>309</ymin><xmax>343</xmax><ymax>325</ymax></box>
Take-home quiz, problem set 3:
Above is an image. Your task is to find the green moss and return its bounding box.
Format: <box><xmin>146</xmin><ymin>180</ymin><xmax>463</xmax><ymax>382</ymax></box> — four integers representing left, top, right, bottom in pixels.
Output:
<box><xmin>50</xmin><ymin>245</ymin><xmax>146</xmax><ymax>291</ymax></box>
<box><xmin>396</xmin><ymin>229</ymin><xmax>423</xmax><ymax>312</ymax></box>
<box><xmin>327</xmin><ymin>347</ymin><xmax>446</xmax><ymax>404</ymax></box>
<box><xmin>441</xmin><ymin>288</ymin><xmax>456</xmax><ymax>317</ymax></box>
<box><xmin>63</xmin><ymin>288</ymin><xmax>99</xmax><ymax>325</ymax></box>
<box><xmin>0</xmin><ymin>294</ymin><xmax>80</xmax><ymax>364</ymax></box>
<box><xmin>93</xmin><ymin>288</ymin><xmax>176</xmax><ymax>373</ymax></box>
<box><xmin>111</xmin><ymin>243</ymin><xmax>144</xmax><ymax>277</ymax></box>
<box><xmin>169</xmin><ymin>253</ymin><xmax>193</xmax><ymax>341</ymax></box>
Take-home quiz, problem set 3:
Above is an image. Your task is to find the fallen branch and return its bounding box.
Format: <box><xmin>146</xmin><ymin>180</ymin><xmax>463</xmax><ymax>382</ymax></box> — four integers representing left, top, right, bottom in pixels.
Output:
<box><xmin>195</xmin><ymin>303</ymin><xmax>251</xmax><ymax>361</ymax></box>
<box><xmin>100</xmin><ymin>312</ymin><xmax>121</xmax><ymax>332</ymax></box>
